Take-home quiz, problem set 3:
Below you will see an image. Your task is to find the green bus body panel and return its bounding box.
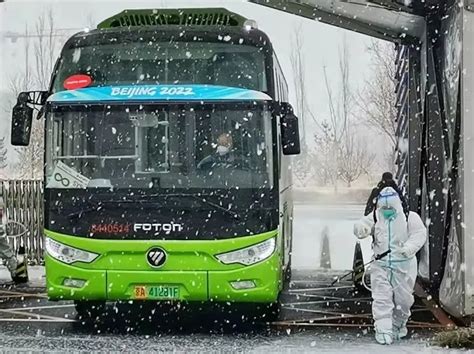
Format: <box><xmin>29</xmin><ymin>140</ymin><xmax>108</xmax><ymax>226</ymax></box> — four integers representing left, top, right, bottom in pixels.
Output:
<box><xmin>44</xmin><ymin>229</ymin><xmax>279</xmax><ymax>271</ymax></box>
<box><xmin>97</xmin><ymin>8</ymin><xmax>248</xmax><ymax>29</ymax></box>
<box><xmin>208</xmin><ymin>255</ymin><xmax>280</xmax><ymax>302</ymax></box>
<box><xmin>45</xmin><ymin>230</ymin><xmax>282</xmax><ymax>303</ymax></box>
<box><xmin>46</xmin><ymin>256</ymin><xmax>107</xmax><ymax>300</ymax></box>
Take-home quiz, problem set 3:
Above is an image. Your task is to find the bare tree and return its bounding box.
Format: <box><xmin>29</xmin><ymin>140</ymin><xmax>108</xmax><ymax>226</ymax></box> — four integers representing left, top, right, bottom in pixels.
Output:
<box><xmin>290</xmin><ymin>24</ymin><xmax>307</xmax><ymax>148</ymax></box>
<box><xmin>356</xmin><ymin>40</ymin><xmax>398</xmax><ymax>147</ymax></box>
<box><xmin>289</xmin><ymin>24</ymin><xmax>316</xmax><ymax>187</ymax></box>
<box><xmin>321</xmin><ymin>40</ymin><xmax>351</xmax><ymax>146</ymax></box>
<box><xmin>85</xmin><ymin>12</ymin><xmax>97</xmax><ymax>29</ymax></box>
<box><xmin>291</xmin><ymin>151</ymin><xmax>314</xmax><ymax>188</ymax></box>
<box><xmin>338</xmin><ymin>133</ymin><xmax>375</xmax><ymax>187</ymax></box>
<box><xmin>4</xmin><ymin>26</ymin><xmax>33</xmax><ymax>110</ymax></box>
<box><xmin>8</xmin><ymin>68</ymin><xmax>44</xmax><ymax>179</ymax></box>
<box><xmin>312</xmin><ymin>122</ymin><xmax>339</xmax><ymax>186</ymax></box>
<box><xmin>33</xmin><ymin>9</ymin><xmax>57</xmax><ymax>90</ymax></box>
<box><xmin>7</xmin><ymin>9</ymin><xmax>60</xmax><ymax>179</ymax></box>
<box><xmin>313</xmin><ymin>39</ymin><xmax>352</xmax><ymax>188</ymax></box>
<box><xmin>289</xmin><ymin>25</ymin><xmax>330</xmax><ymax>187</ymax></box>
<box><xmin>314</xmin><ymin>38</ymin><xmax>375</xmax><ymax>188</ymax></box>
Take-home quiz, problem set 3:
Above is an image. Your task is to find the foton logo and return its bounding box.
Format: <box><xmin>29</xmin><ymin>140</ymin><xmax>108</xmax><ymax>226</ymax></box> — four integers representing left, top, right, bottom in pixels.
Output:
<box><xmin>111</xmin><ymin>87</ymin><xmax>157</xmax><ymax>98</ymax></box>
<box><xmin>146</xmin><ymin>247</ymin><xmax>167</xmax><ymax>267</ymax></box>
<box><xmin>134</xmin><ymin>223</ymin><xmax>183</xmax><ymax>233</ymax></box>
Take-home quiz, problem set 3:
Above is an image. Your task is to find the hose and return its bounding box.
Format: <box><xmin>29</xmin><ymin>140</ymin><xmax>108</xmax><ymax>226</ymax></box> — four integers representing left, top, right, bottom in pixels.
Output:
<box><xmin>361</xmin><ymin>261</ymin><xmax>404</xmax><ymax>292</ymax></box>
<box><xmin>5</xmin><ymin>220</ymin><xmax>28</xmax><ymax>239</ymax></box>
<box><xmin>362</xmin><ymin>216</ymin><xmax>395</xmax><ymax>292</ymax></box>
<box><xmin>331</xmin><ymin>249</ymin><xmax>392</xmax><ymax>286</ymax></box>
<box><xmin>362</xmin><ymin>264</ymin><xmax>372</xmax><ymax>291</ymax></box>
<box><xmin>360</xmin><ymin>212</ymin><xmax>411</xmax><ymax>292</ymax></box>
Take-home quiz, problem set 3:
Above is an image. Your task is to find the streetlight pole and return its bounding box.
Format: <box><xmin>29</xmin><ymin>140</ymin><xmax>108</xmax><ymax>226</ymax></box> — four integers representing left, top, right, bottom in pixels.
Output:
<box><xmin>4</xmin><ymin>28</ymin><xmax>84</xmax><ymax>43</ymax></box>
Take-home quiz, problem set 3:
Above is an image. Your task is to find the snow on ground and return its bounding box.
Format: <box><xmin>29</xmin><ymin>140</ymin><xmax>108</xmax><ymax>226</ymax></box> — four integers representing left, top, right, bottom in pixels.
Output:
<box><xmin>0</xmin><ymin>330</ymin><xmax>465</xmax><ymax>353</ymax></box>
<box><xmin>292</xmin><ymin>203</ymin><xmax>373</xmax><ymax>271</ymax></box>
<box><xmin>0</xmin><ymin>202</ymin><xmax>465</xmax><ymax>353</ymax></box>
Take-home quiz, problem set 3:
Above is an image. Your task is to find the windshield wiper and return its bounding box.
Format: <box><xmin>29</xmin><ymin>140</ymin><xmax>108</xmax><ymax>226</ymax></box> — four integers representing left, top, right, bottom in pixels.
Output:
<box><xmin>66</xmin><ymin>199</ymin><xmax>164</xmax><ymax>219</ymax></box>
<box><xmin>161</xmin><ymin>194</ymin><xmax>240</xmax><ymax>220</ymax></box>
<box><xmin>64</xmin><ymin>195</ymin><xmax>239</xmax><ymax>220</ymax></box>
<box><xmin>66</xmin><ymin>203</ymin><xmax>104</xmax><ymax>219</ymax></box>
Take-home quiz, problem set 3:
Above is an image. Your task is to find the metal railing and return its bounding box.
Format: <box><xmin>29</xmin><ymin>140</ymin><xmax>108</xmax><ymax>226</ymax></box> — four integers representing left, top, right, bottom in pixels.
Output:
<box><xmin>0</xmin><ymin>180</ymin><xmax>44</xmax><ymax>264</ymax></box>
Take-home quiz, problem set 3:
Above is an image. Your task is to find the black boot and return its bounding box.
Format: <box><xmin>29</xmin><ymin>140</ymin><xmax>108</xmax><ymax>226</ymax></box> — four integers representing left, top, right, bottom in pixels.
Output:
<box><xmin>12</xmin><ymin>246</ymin><xmax>28</xmax><ymax>284</ymax></box>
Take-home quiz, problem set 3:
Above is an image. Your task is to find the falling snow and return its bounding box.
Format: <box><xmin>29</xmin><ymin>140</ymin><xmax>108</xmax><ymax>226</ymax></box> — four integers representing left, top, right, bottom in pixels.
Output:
<box><xmin>0</xmin><ymin>2</ymin><xmax>473</xmax><ymax>353</ymax></box>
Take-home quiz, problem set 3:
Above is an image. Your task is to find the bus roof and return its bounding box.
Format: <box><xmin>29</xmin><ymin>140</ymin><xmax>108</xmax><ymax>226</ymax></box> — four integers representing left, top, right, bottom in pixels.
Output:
<box><xmin>97</xmin><ymin>8</ymin><xmax>251</xmax><ymax>29</ymax></box>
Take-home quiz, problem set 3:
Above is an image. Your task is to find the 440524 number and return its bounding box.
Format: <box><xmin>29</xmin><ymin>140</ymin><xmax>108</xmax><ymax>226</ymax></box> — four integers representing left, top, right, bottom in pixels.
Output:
<box><xmin>90</xmin><ymin>223</ymin><xmax>131</xmax><ymax>234</ymax></box>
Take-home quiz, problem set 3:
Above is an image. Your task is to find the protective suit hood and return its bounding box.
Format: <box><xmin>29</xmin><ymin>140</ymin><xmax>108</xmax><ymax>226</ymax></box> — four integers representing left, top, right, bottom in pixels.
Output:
<box><xmin>371</xmin><ymin>187</ymin><xmax>408</xmax><ymax>261</ymax></box>
<box><xmin>376</xmin><ymin>187</ymin><xmax>405</xmax><ymax>221</ymax></box>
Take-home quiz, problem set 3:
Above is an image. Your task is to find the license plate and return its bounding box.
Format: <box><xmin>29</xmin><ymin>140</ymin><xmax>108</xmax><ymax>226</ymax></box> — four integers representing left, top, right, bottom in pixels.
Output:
<box><xmin>134</xmin><ymin>285</ymin><xmax>180</xmax><ymax>300</ymax></box>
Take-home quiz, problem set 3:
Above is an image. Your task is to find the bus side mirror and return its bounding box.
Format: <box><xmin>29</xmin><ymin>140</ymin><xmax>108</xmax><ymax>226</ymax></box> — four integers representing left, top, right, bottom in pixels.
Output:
<box><xmin>279</xmin><ymin>103</ymin><xmax>301</xmax><ymax>155</ymax></box>
<box><xmin>11</xmin><ymin>93</ymin><xmax>34</xmax><ymax>146</ymax></box>
<box><xmin>11</xmin><ymin>91</ymin><xmax>47</xmax><ymax>146</ymax></box>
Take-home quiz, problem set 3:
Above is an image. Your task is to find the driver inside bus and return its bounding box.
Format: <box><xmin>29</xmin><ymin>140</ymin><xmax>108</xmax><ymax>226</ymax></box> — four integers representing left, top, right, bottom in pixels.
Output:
<box><xmin>197</xmin><ymin>133</ymin><xmax>244</xmax><ymax>170</ymax></box>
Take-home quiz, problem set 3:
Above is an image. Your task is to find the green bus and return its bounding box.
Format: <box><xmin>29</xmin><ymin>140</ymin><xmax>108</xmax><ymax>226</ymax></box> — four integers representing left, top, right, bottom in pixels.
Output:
<box><xmin>11</xmin><ymin>8</ymin><xmax>300</xmax><ymax>320</ymax></box>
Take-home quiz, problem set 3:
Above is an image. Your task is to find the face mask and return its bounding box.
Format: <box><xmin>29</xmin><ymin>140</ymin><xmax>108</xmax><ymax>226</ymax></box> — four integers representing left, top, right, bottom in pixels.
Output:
<box><xmin>217</xmin><ymin>145</ymin><xmax>230</xmax><ymax>156</ymax></box>
<box><xmin>381</xmin><ymin>207</ymin><xmax>397</xmax><ymax>220</ymax></box>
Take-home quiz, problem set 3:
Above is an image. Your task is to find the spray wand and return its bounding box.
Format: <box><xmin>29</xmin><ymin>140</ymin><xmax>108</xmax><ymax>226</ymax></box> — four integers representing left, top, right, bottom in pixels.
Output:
<box><xmin>330</xmin><ymin>249</ymin><xmax>391</xmax><ymax>286</ymax></box>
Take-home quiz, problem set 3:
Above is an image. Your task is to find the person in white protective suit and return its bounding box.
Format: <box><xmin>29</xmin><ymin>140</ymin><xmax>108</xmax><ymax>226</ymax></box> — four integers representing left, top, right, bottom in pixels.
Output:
<box><xmin>353</xmin><ymin>187</ymin><xmax>427</xmax><ymax>345</ymax></box>
<box><xmin>0</xmin><ymin>196</ymin><xmax>27</xmax><ymax>284</ymax></box>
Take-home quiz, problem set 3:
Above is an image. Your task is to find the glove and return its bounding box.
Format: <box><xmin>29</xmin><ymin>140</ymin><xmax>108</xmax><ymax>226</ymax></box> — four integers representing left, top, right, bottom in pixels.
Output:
<box><xmin>400</xmin><ymin>244</ymin><xmax>417</xmax><ymax>258</ymax></box>
<box><xmin>353</xmin><ymin>223</ymin><xmax>371</xmax><ymax>239</ymax></box>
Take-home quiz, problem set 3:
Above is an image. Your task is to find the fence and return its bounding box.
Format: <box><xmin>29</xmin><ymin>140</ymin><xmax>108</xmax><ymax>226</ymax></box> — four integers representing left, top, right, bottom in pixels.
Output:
<box><xmin>0</xmin><ymin>180</ymin><xmax>44</xmax><ymax>264</ymax></box>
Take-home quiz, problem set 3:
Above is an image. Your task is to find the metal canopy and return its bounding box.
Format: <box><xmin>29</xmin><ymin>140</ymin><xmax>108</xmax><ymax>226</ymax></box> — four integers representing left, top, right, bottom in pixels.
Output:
<box><xmin>249</xmin><ymin>0</ymin><xmax>425</xmax><ymax>43</ymax></box>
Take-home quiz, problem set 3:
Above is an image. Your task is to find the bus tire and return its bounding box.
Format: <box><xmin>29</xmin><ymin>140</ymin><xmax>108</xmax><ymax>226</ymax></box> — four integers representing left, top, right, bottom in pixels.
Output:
<box><xmin>74</xmin><ymin>300</ymin><xmax>106</xmax><ymax>320</ymax></box>
<box><xmin>282</xmin><ymin>254</ymin><xmax>292</xmax><ymax>291</ymax></box>
<box><xmin>284</xmin><ymin>261</ymin><xmax>292</xmax><ymax>287</ymax></box>
<box><xmin>261</xmin><ymin>301</ymin><xmax>281</xmax><ymax>323</ymax></box>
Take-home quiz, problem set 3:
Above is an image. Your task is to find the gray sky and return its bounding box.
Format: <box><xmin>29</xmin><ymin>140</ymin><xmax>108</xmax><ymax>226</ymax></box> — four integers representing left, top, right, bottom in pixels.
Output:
<box><xmin>0</xmin><ymin>0</ymin><xmax>389</xmax><ymax>174</ymax></box>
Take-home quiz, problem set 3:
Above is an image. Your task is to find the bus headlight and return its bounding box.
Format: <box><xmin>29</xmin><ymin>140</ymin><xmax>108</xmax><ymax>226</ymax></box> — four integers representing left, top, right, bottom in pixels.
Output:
<box><xmin>45</xmin><ymin>237</ymin><xmax>99</xmax><ymax>264</ymax></box>
<box><xmin>215</xmin><ymin>238</ymin><xmax>276</xmax><ymax>266</ymax></box>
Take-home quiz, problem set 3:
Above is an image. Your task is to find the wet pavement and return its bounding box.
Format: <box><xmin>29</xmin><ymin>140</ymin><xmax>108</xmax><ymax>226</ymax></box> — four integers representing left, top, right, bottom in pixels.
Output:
<box><xmin>0</xmin><ymin>270</ymin><xmax>450</xmax><ymax>352</ymax></box>
<box><xmin>0</xmin><ymin>204</ymin><xmax>457</xmax><ymax>352</ymax></box>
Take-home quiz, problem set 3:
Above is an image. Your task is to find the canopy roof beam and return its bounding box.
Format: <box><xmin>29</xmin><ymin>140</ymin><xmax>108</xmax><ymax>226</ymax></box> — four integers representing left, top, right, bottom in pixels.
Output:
<box><xmin>249</xmin><ymin>0</ymin><xmax>425</xmax><ymax>44</ymax></box>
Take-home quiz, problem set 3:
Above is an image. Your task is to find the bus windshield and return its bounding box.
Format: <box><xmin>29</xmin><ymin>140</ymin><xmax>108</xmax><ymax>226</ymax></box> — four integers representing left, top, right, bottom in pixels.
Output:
<box><xmin>53</xmin><ymin>36</ymin><xmax>267</xmax><ymax>93</ymax></box>
<box><xmin>45</xmin><ymin>102</ymin><xmax>274</xmax><ymax>190</ymax></box>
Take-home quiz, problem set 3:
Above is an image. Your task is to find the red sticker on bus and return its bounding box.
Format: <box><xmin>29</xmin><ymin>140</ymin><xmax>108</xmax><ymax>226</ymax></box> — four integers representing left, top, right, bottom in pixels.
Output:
<box><xmin>63</xmin><ymin>74</ymin><xmax>92</xmax><ymax>90</ymax></box>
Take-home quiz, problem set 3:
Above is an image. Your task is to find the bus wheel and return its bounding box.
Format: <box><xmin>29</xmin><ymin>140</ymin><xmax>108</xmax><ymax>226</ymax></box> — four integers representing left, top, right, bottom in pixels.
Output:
<box><xmin>284</xmin><ymin>262</ymin><xmax>292</xmax><ymax>289</ymax></box>
<box><xmin>74</xmin><ymin>300</ymin><xmax>106</xmax><ymax>320</ymax></box>
<box><xmin>260</xmin><ymin>301</ymin><xmax>281</xmax><ymax>323</ymax></box>
<box><xmin>282</xmin><ymin>255</ymin><xmax>292</xmax><ymax>291</ymax></box>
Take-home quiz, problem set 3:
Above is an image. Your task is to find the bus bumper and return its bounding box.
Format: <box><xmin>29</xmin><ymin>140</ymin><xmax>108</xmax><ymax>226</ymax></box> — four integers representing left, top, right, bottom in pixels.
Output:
<box><xmin>46</xmin><ymin>253</ymin><xmax>281</xmax><ymax>303</ymax></box>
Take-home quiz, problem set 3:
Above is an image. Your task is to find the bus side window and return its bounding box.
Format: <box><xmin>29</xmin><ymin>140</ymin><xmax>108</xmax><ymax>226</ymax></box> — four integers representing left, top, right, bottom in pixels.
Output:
<box><xmin>275</xmin><ymin>70</ymin><xmax>281</xmax><ymax>101</ymax></box>
<box><xmin>278</xmin><ymin>131</ymin><xmax>282</xmax><ymax>180</ymax></box>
